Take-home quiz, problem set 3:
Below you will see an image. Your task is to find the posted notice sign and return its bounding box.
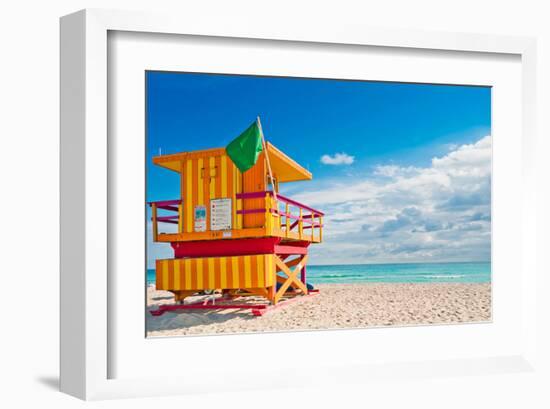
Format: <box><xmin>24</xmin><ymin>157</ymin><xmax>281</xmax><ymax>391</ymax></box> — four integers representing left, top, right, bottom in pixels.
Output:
<box><xmin>210</xmin><ymin>198</ymin><xmax>232</xmax><ymax>231</ymax></box>
<box><xmin>194</xmin><ymin>205</ymin><xmax>206</xmax><ymax>232</ymax></box>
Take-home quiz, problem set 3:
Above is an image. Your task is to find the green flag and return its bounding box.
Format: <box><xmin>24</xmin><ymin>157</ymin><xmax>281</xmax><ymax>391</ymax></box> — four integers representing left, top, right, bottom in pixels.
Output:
<box><xmin>225</xmin><ymin>120</ymin><xmax>264</xmax><ymax>172</ymax></box>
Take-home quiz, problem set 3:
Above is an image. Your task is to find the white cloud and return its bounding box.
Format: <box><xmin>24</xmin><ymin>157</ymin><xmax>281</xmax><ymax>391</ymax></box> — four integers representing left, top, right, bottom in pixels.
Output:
<box><xmin>373</xmin><ymin>164</ymin><xmax>419</xmax><ymax>177</ymax></box>
<box><xmin>432</xmin><ymin>136</ymin><xmax>491</xmax><ymax>178</ymax></box>
<box><xmin>294</xmin><ymin>135</ymin><xmax>492</xmax><ymax>265</ymax></box>
<box><xmin>320</xmin><ymin>152</ymin><xmax>355</xmax><ymax>165</ymax></box>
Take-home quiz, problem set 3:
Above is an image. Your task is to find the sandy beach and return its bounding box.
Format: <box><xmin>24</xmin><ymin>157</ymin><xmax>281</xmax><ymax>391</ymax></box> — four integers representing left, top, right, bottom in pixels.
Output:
<box><xmin>146</xmin><ymin>283</ymin><xmax>491</xmax><ymax>337</ymax></box>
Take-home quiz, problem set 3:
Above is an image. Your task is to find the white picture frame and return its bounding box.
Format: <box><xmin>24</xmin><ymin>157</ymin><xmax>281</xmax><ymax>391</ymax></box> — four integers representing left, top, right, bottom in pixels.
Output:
<box><xmin>60</xmin><ymin>8</ymin><xmax>538</xmax><ymax>400</ymax></box>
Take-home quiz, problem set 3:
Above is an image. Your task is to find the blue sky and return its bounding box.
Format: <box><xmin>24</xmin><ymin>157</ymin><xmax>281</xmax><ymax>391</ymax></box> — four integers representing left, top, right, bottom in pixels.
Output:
<box><xmin>146</xmin><ymin>71</ymin><xmax>491</xmax><ymax>266</ymax></box>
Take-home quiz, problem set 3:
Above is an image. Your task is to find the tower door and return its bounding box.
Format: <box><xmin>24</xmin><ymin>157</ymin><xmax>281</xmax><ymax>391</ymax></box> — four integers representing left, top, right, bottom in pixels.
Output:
<box><xmin>204</xmin><ymin>154</ymin><xmax>224</xmax><ymax>231</ymax></box>
<box><xmin>182</xmin><ymin>154</ymin><xmax>224</xmax><ymax>233</ymax></box>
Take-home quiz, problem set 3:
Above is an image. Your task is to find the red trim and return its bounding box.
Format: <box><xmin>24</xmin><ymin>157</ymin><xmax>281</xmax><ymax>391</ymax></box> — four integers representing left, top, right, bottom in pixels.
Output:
<box><xmin>172</xmin><ymin>237</ymin><xmax>281</xmax><ymax>257</ymax></box>
<box><xmin>236</xmin><ymin>208</ymin><xmax>265</xmax><ymax>215</ymax></box>
<box><xmin>150</xmin><ymin>291</ymin><xmax>320</xmax><ymax>317</ymax></box>
<box><xmin>236</xmin><ymin>191</ymin><xmax>325</xmax><ymax>216</ymax></box>
<box><xmin>158</xmin><ymin>205</ymin><xmax>179</xmax><ymax>212</ymax></box>
<box><xmin>236</xmin><ymin>191</ymin><xmax>266</xmax><ymax>199</ymax></box>
<box><xmin>148</xmin><ymin>199</ymin><xmax>182</xmax><ymax>207</ymax></box>
<box><xmin>290</xmin><ymin>220</ymin><xmax>322</xmax><ymax>230</ymax></box>
<box><xmin>150</xmin><ymin>303</ymin><xmax>269</xmax><ymax>316</ymax></box>
<box><xmin>173</xmin><ymin>238</ymin><xmax>312</xmax><ymax>257</ymax></box>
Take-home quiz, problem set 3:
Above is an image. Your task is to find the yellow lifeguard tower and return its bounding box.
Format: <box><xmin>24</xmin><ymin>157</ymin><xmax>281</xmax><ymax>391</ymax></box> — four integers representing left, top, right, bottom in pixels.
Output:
<box><xmin>149</xmin><ymin>119</ymin><xmax>324</xmax><ymax>316</ymax></box>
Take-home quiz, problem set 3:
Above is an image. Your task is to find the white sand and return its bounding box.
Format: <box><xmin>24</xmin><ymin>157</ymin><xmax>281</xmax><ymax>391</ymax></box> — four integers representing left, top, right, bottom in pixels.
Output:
<box><xmin>146</xmin><ymin>283</ymin><xmax>491</xmax><ymax>337</ymax></box>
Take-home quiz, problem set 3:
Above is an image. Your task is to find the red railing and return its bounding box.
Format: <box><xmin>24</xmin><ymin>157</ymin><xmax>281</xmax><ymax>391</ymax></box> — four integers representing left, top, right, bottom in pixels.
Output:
<box><xmin>148</xmin><ymin>199</ymin><xmax>182</xmax><ymax>239</ymax></box>
<box><xmin>148</xmin><ymin>191</ymin><xmax>324</xmax><ymax>242</ymax></box>
<box><xmin>236</xmin><ymin>191</ymin><xmax>324</xmax><ymax>241</ymax></box>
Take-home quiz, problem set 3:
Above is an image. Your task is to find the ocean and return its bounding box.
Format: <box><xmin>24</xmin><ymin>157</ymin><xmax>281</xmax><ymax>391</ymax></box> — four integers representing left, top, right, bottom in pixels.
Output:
<box><xmin>147</xmin><ymin>261</ymin><xmax>490</xmax><ymax>286</ymax></box>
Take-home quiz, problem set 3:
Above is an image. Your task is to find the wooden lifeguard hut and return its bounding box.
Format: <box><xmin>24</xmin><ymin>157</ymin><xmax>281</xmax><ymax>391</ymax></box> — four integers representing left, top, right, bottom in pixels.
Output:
<box><xmin>149</xmin><ymin>118</ymin><xmax>324</xmax><ymax>316</ymax></box>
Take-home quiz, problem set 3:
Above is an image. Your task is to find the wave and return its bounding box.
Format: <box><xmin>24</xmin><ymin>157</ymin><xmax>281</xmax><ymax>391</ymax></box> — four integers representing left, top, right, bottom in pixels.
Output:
<box><xmin>311</xmin><ymin>273</ymin><xmax>466</xmax><ymax>279</ymax></box>
<box><xmin>313</xmin><ymin>273</ymin><xmax>365</xmax><ymax>279</ymax></box>
<box><xmin>307</xmin><ymin>271</ymin><xmax>488</xmax><ymax>283</ymax></box>
<box><xmin>422</xmin><ymin>274</ymin><xmax>464</xmax><ymax>279</ymax></box>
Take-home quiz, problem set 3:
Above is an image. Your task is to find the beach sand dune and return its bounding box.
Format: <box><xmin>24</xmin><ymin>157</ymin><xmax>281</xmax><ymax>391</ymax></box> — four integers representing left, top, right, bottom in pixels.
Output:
<box><xmin>147</xmin><ymin>283</ymin><xmax>491</xmax><ymax>337</ymax></box>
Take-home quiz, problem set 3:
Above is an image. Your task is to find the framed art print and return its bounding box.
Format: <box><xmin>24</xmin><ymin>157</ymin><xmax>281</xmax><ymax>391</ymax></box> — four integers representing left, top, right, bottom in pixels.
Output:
<box><xmin>145</xmin><ymin>72</ymin><xmax>492</xmax><ymax>337</ymax></box>
<box><xmin>60</xmin><ymin>9</ymin><xmax>539</xmax><ymax>400</ymax></box>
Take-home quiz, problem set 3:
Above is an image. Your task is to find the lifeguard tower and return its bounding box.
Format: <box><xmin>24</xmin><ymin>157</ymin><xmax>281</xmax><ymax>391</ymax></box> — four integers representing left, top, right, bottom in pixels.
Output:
<box><xmin>149</xmin><ymin>119</ymin><xmax>324</xmax><ymax>316</ymax></box>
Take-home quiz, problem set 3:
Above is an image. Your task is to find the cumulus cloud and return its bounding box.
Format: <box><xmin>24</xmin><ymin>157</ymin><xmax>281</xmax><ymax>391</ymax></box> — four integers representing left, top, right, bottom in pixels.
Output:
<box><xmin>320</xmin><ymin>152</ymin><xmax>355</xmax><ymax>165</ymax></box>
<box><xmin>373</xmin><ymin>164</ymin><xmax>418</xmax><ymax>177</ymax></box>
<box><xmin>295</xmin><ymin>135</ymin><xmax>492</xmax><ymax>265</ymax></box>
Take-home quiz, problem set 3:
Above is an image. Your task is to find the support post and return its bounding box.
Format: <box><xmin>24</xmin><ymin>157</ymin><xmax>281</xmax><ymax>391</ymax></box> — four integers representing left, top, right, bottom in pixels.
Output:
<box><xmin>285</xmin><ymin>203</ymin><xmax>290</xmax><ymax>237</ymax></box>
<box><xmin>265</xmin><ymin>192</ymin><xmax>272</xmax><ymax>235</ymax></box>
<box><xmin>178</xmin><ymin>203</ymin><xmax>183</xmax><ymax>233</ymax></box>
<box><xmin>273</xmin><ymin>254</ymin><xmax>309</xmax><ymax>303</ymax></box>
<box><xmin>278</xmin><ymin>198</ymin><xmax>282</xmax><ymax>229</ymax></box>
<box><xmin>311</xmin><ymin>212</ymin><xmax>315</xmax><ymax>240</ymax></box>
<box><xmin>268</xmin><ymin>285</ymin><xmax>276</xmax><ymax>304</ymax></box>
<box><xmin>152</xmin><ymin>203</ymin><xmax>158</xmax><ymax>241</ymax></box>
<box><xmin>298</xmin><ymin>208</ymin><xmax>303</xmax><ymax>239</ymax></box>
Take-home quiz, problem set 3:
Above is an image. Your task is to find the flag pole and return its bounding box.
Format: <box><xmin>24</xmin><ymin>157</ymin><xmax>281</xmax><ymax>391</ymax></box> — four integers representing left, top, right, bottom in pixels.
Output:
<box><xmin>256</xmin><ymin>116</ymin><xmax>278</xmax><ymax>202</ymax></box>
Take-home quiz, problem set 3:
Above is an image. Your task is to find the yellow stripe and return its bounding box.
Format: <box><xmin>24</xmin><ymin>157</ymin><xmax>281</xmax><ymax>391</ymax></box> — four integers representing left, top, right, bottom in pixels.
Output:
<box><xmin>162</xmin><ymin>260</ymin><xmax>169</xmax><ymax>290</ymax></box>
<box><xmin>265</xmin><ymin>255</ymin><xmax>272</xmax><ymax>286</ymax></box>
<box><xmin>186</xmin><ymin>160</ymin><xmax>193</xmax><ymax>232</ymax></box>
<box><xmin>257</xmin><ymin>255</ymin><xmax>264</xmax><ymax>287</ymax></box>
<box><xmin>220</xmin><ymin>257</ymin><xmax>227</xmax><ymax>288</ymax></box>
<box><xmin>196</xmin><ymin>258</ymin><xmax>203</xmax><ymax>288</ymax></box>
<box><xmin>272</xmin><ymin>256</ymin><xmax>276</xmax><ymax>286</ymax></box>
<box><xmin>271</xmin><ymin>256</ymin><xmax>276</xmax><ymax>285</ymax></box>
<box><xmin>174</xmin><ymin>259</ymin><xmax>181</xmax><ymax>290</ymax></box>
<box><xmin>236</xmin><ymin>167</ymin><xmax>242</xmax><ymax>229</ymax></box>
<box><xmin>221</xmin><ymin>156</ymin><xmax>227</xmax><ymax>197</ymax></box>
<box><xmin>184</xmin><ymin>258</ymin><xmax>191</xmax><ymax>290</ymax></box>
<box><xmin>244</xmin><ymin>255</ymin><xmax>252</xmax><ymax>288</ymax></box>
<box><xmin>232</xmin><ymin>163</ymin><xmax>237</xmax><ymax>228</ymax></box>
<box><xmin>178</xmin><ymin>204</ymin><xmax>183</xmax><ymax>233</ymax></box>
<box><xmin>209</xmin><ymin>156</ymin><xmax>216</xmax><ymax>198</ymax></box>
<box><xmin>197</xmin><ymin>158</ymin><xmax>204</xmax><ymax>205</ymax></box>
<box><xmin>232</xmin><ymin>257</ymin><xmax>239</xmax><ymax>288</ymax></box>
<box><xmin>208</xmin><ymin>257</ymin><xmax>215</xmax><ymax>289</ymax></box>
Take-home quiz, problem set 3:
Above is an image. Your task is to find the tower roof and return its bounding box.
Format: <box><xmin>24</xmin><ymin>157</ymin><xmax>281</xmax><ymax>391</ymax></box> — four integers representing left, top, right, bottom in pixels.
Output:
<box><xmin>152</xmin><ymin>142</ymin><xmax>312</xmax><ymax>183</ymax></box>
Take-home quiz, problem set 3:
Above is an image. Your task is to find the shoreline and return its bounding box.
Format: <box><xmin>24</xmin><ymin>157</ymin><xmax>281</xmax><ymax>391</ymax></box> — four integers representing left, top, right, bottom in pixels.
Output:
<box><xmin>147</xmin><ymin>282</ymin><xmax>491</xmax><ymax>337</ymax></box>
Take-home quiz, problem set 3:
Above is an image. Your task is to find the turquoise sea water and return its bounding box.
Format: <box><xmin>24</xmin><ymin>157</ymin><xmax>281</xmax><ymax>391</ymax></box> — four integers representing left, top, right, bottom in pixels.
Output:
<box><xmin>147</xmin><ymin>261</ymin><xmax>490</xmax><ymax>286</ymax></box>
